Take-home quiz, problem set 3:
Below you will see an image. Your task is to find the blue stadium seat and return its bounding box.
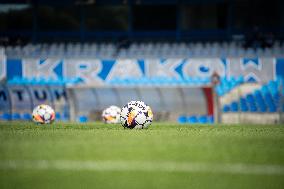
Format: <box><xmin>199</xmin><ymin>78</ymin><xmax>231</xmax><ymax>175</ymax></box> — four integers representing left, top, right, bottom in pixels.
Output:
<box><xmin>264</xmin><ymin>93</ymin><xmax>276</xmax><ymax>110</ymax></box>
<box><xmin>22</xmin><ymin>113</ymin><xmax>32</xmax><ymax>121</ymax></box>
<box><xmin>268</xmin><ymin>80</ymin><xmax>276</xmax><ymax>86</ymax></box>
<box><xmin>230</xmin><ymin>101</ymin><xmax>238</xmax><ymax>112</ymax></box>
<box><xmin>55</xmin><ymin>112</ymin><xmax>61</xmax><ymax>120</ymax></box>
<box><xmin>223</xmin><ymin>105</ymin><xmax>230</xmax><ymax>112</ymax></box>
<box><xmin>253</xmin><ymin>90</ymin><xmax>268</xmax><ymax>112</ymax></box>
<box><xmin>0</xmin><ymin>113</ymin><xmax>11</xmax><ymax>120</ymax></box>
<box><xmin>178</xmin><ymin>115</ymin><xmax>187</xmax><ymax>124</ymax></box>
<box><xmin>77</xmin><ymin>116</ymin><xmax>88</xmax><ymax>123</ymax></box>
<box><xmin>198</xmin><ymin>115</ymin><xmax>208</xmax><ymax>124</ymax></box>
<box><xmin>272</xmin><ymin>92</ymin><xmax>280</xmax><ymax>103</ymax></box>
<box><xmin>267</xmin><ymin>104</ymin><xmax>277</xmax><ymax>112</ymax></box>
<box><xmin>261</xmin><ymin>85</ymin><xmax>269</xmax><ymax>95</ymax></box>
<box><xmin>263</xmin><ymin>93</ymin><xmax>271</xmax><ymax>101</ymax></box>
<box><xmin>249</xmin><ymin>105</ymin><xmax>257</xmax><ymax>112</ymax></box>
<box><xmin>266</xmin><ymin>100</ymin><xmax>276</xmax><ymax>106</ymax></box>
<box><xmin>246</xmin><ymin>94</ymin><xmax>255</xmax><ymax>103</ymax></box>
<box><xmin>268</xmin><ymin>81</ymin><xmax>278</xmax><ymax>93</ymax></box>
<box><xmin>11</xmin><ymin>113</ymin><xmax>21</xmax><ymax>120</ymax></box>
<box><xmin>61</xmin><ymin>112</ymin><xmax>70</xmax><ymax>121</ymax></box>
<box><xmin>188</xmin><ymin>115</ymin><xmax>198</xmax><ymax>123</ymax></box>
<box><xmin>246</xmin><ymin>94</ymin><xmax>258</xmax><ymax>112</ymax></box>
<box><xmin>240</xmin><ymin>98</ymin><xmax>249</xmax><ymax>112</ymax></box>
<box><xmin>240</xmin><ymin>104</ymin><xmax>249</xmax><ymax>112</ymax></box>
<box><xmin>276</xmin><ymin>77</ymin><xmax>283</xmax><ymax>85</ymax></box>
<box><xmin>240</xmin><ymin>97</ymin><xmax>246</xmax><ymax>104</ymax></box>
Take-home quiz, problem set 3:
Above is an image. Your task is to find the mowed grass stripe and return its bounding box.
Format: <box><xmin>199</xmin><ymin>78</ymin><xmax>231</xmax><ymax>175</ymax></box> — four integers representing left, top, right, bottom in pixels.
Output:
<box><xmin>1</xmin><ymin>160</ymin><xmax>284</xmax><ymax>175</ymax></box>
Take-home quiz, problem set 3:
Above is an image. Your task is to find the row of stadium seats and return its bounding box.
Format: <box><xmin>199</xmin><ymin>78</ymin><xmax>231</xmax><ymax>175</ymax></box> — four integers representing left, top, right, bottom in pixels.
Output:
<box><xmin>7</xmin><ymin>75</ymin><xmax>245</xmax><ymax>89</ymax></box>
<box><xmin>76</xmin><ymin>115</ymin><xmax>215</xmax><ymax>124</ymax></box>
<box><xmin>178</xmin><ymin>115</ymin><xmax>214</xmax><ymax>124</ymax></box>
<box><xmin>7</xmin><ymin>76</ymin><xmax>213</xmax><ymax>86</ymax></box>
<box><xmin>5</xmin><ymin>43</ymin><xmax>116</xmax><ymax>58</ymax></box>
<box><xmin>0</xmin><ymin>112</ymin><xmax>67</xmax><ymax>121</ymax></box>
<box><xmin>118</xmin><ymin>46</ymin><xmax>284</xmax><ymax>58</ymax></box>
<box><xmin>223</xmin><ymin>80</ymin><xmax>284</xmax><ymax>113</ymax></box>
<box><xmin>0</xmin><ymin>112</ymin><xmax>31</xmax><ymax>121</ymax></box>
<box><xmin>8</xmin><ymin>77</ymin><xmax>83</xmax><ymax>85</ymax></box>
<box><xmin>108</xmin><ymin>77</ymin><xmax>211</xmax><ymax>86</ymax></box>
<box><xmin>4</xmin><ymin>41</ymin><xmax>284</xmax><ymax>58</ymax></box>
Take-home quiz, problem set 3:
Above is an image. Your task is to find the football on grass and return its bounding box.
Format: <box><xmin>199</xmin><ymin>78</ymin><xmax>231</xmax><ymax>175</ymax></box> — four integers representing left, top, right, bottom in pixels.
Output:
<box><xmin>102</xmin><ymin>105</ymin><xmax>121</xmax><ymax>124</ymax></box>
<box><xmin>32</xmin><ymin>104</ymin><xmax>55</xmax><ymax>124</ymax></box>
<box><xmin>120</xmin><ymin>101</ymin><xmax>153</xmax><ymax>129</ymax></box>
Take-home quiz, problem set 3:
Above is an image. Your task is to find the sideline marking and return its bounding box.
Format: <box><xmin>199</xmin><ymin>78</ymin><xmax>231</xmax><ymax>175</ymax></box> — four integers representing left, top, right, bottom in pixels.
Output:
<box><xmin>0</xmin><ymin>160</ymin><xmax>284</xmax><ymax>175</ymax></box>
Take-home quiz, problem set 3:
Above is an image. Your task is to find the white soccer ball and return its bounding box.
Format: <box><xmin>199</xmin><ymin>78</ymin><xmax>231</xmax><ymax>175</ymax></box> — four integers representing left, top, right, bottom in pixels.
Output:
<box><xmin>102</xmin><ymin>105</ymin><xmax>121</xmax><ymax>124</ymax></box>
<box><xmin>32</xmin><ymin>104</ymin><xmax>55</xmax><ymax>124</ymax></box>
<box><xmin>120</xmin><ymin>101</ymin><xmax>153</xmax><ymax>129</ymax></box>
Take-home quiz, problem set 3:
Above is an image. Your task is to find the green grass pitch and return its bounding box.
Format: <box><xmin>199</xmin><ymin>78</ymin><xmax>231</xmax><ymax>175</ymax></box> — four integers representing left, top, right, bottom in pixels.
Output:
<box><xmin>0</xmin><ymin>121</ymin><xmax>284</xmax><ymax>189</ymax></box>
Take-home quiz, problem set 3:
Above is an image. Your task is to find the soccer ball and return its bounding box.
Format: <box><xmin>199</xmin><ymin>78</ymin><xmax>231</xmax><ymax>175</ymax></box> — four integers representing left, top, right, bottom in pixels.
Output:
<box><xmin>102</xmin><ymin>105</ymin><xmax>121</xmax><ymax>124</ymax></box>
<box><xmin>32</xmin><ymin>104</ymin><xmax>55</xmax><ymax>124</ymax></box>
<box><xmin>120</xmin><ymin>101</ymin><xmax>153</xmax><ymax>129</ymax></box>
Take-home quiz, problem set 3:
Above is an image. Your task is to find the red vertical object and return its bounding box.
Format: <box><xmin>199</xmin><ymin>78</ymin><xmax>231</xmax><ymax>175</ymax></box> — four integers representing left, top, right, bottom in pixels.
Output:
<box><xmin>202</xmin><ymin>87</ymin><xmax>214</xmax><ymax>116</ymax></box>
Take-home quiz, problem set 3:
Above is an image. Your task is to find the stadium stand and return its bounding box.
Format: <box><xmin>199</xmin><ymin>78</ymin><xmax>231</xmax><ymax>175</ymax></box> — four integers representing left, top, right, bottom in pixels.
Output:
<box><xmin>222</xmin><ymin>79</ymin><xmax>283</xmax><ymax>113</ymax></box>
<box><xmin>4</xmin><ymin>41</ymin><xmax>284</xmax><ymax>59</ymax></box>
<box><xmin>1</xmin><ymin>41</ymin><xmax>284</xmax><ymax>123</ymax></box>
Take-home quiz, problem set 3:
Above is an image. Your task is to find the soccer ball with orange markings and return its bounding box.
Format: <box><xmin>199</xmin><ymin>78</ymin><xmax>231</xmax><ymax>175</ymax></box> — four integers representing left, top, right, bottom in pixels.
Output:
<box><xmin>120</xmin><ymin>101</ymin><xmax>153</xmax><ymax>129</ymax></box>
<box><xmin>32</xmin><ymin>104</ymin><xmax>55</xmax><ymax>124</ymax></box>
<box><xmin>102</xmin><ymin>105</ymin><xmax>121</xmax><ymax>124</ymax></box>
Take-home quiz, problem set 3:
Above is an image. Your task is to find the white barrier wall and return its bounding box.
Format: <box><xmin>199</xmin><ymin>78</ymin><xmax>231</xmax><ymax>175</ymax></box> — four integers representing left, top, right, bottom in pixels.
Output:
<box><xmin>66</xmin><ymin>86</ymin><xmax>211</xmax><ymax>121</ymax></box>
<box><xmin>0</xmin><ymin>84</ymin><xmax>213</xmax><ymax>122</ymax></box>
